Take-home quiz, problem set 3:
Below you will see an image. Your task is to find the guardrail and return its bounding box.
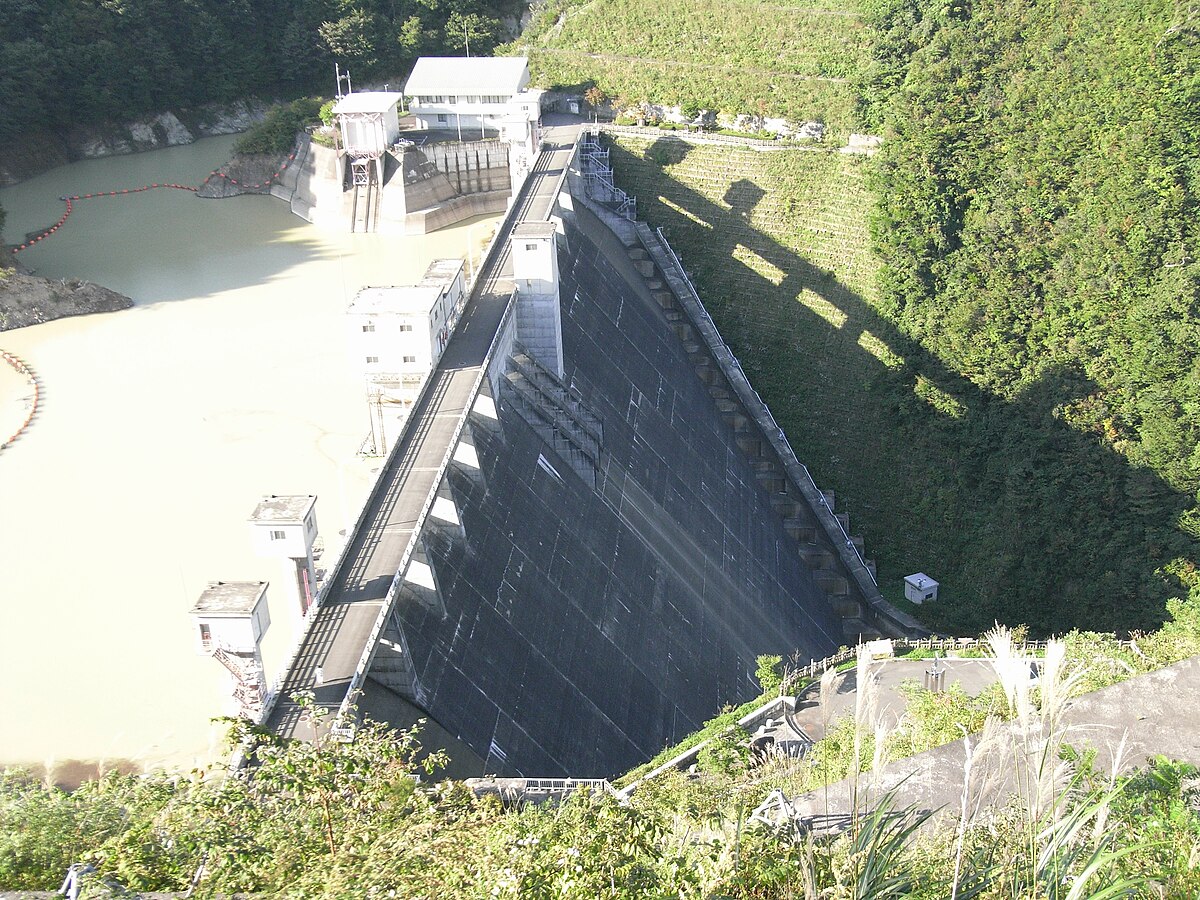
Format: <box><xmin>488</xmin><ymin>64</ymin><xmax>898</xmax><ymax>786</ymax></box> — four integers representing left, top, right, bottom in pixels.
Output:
<box><xmin>261</xmin><ymin>142</ymin><xmax>559</xmax><ymax>726</ymax></box>
<box><xmin>328</xmin><ymin>141</ymin><xmax>571</xmax><ymax>736</ymax></box>
<box><xmin>259</xmin><ymin>403</ymin><xmax>416</xmax><ymax>721</ymax></box>
<box><xmin>331</xmin><ymin>293</ymin><xmax>518</xmax><ymax>739</ymax></box>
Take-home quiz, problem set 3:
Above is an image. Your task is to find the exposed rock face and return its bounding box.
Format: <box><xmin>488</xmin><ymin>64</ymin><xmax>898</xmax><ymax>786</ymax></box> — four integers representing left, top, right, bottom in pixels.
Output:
<box><xmin>196</xmin><ymin>149</ymin><xmax>296</xmax><ymax>198</ymax></box>
<box><xmin>0</xmin><ymin>100</ymin><xmax>269</xmax><ymax>186</ymax></box>
<box><xmin>0</xmin><ymin>267</ymin><xmax>133</xmax><ymax>331</ymax></box>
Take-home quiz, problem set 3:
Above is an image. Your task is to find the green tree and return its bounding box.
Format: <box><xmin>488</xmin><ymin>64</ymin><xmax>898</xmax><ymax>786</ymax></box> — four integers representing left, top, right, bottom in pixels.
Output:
<box><xmin>446</xmin><ymin>10</ymin><xmax>500</xmax><ymax>56</ymax></box>
<box><xmin>755</xmin><ymin>653</ymin><xmax>783</xmax><ymax>695</ymax></box>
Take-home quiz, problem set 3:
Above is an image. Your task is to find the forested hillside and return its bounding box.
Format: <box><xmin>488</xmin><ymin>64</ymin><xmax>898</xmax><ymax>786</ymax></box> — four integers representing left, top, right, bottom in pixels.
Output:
<box><xmin>0</xmin><ymin>0</ymin><xmax>520</xmax><ymax>142</ymax></box>
<box><xmin>861</xmin><ymin>0</ymin><xmax>1200</xmax><ymax>630</ymax></box>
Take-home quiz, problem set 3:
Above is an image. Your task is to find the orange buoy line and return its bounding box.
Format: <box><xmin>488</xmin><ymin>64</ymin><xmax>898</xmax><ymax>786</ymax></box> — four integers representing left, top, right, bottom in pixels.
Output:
<box><xmin>204</xmin><ymin>148</ymin><xmax>299</xmax><ymax>190</ymax></box>
<box><xmin>10</xmin><ymin>148</ymin><xmax>299</xmax><ymax>255</ymax></box>
<box><xmin>1</xmin><ymin>350</ymin><xmax>39</xmax><ymax>449</ymax></box>
<box><xmin>11</xmin><ymin>183</ymin><xmax>198</xmax><ymax>254</ymax></box>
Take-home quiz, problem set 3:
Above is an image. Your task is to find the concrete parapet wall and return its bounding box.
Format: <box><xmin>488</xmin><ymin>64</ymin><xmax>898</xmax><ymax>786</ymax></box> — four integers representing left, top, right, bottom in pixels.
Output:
<box><xmin>397</xmin><ymin>190</ymin><xmax>510</xmax><ymax>234</ymax></box>
<box><xmin>633</xmin><ymin>224</ymin><xmax>925</xmax><ymax>639</ymax></box>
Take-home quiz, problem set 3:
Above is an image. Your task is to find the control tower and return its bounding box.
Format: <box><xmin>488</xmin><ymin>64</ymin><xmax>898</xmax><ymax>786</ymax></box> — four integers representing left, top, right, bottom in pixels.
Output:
<box><xmin>189</xmin><ymin>581</ymin><xmax>270</xmax><ymax>719</ymax></box>
<box><xmin>248</xmin><ymin>495</ymin><xmax>319</xmax><ymax>625</ymax></box>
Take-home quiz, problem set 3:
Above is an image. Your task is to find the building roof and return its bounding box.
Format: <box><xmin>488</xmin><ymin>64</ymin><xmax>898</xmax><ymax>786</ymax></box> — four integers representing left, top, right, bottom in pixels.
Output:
<box><xmin>404</xmin><ymin>56</ymin><xmax>529</xmax><ymax>97</ymax></box>
<box><xmin>514</xmin><ymin>221</ymin><xmax>558</xmax><ymax>239</ymax></box>
<box><xmin>419</xmin><ymin>258</ymin><xmax>464</xmax><ymax>286</ymax></box>
<box><xmin>249</xmin><ymin>494</ymin><xmax>316</xmax><ymax>525</ymax></box>
<box><xmin>349</xmin><ymin>285</ymin><xmax>445</xmax><ymax>317</ymax></box>
<box><xmin>191</xmin><ymin>582</ymin><xmax>268</xmax><ymax>617</ymax></box>
<box><xmin>904</xmin><ymin>572</ymin><xmax>938</xmax><ymax>587</ymax></box>
<box><xmin>332</xmin><ymin>91</ymin><xmax>403</xmax><ymax>115</ymax></box>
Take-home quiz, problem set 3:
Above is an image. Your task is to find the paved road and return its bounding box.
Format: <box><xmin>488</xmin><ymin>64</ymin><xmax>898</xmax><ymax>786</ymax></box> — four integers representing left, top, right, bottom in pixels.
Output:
<box><xmin>266</xmin><ymin>136</ymin><xmax>576</xmax><ymax>740</ymax></box>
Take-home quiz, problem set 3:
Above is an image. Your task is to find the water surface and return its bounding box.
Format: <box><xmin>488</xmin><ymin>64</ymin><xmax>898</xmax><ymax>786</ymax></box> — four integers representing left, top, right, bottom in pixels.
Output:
<box><xmin>0</xmin><ymin>138</ymin><xmax>499</xmax><ymax>778</ymax></box>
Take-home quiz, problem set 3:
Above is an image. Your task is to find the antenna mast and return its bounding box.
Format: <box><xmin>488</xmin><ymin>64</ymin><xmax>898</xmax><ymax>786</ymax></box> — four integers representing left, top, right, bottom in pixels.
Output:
<box><xmin>335</xmin><ymin>64</ymin><xmax>353</xmax><ymax>99</ymax></box>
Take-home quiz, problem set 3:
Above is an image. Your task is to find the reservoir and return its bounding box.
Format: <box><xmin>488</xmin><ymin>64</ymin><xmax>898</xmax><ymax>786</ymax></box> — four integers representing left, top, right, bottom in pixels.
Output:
<box><xmin>0</xmin><ymin>136</ymin><xmax>499</xmax><ymax>781</ymax></box>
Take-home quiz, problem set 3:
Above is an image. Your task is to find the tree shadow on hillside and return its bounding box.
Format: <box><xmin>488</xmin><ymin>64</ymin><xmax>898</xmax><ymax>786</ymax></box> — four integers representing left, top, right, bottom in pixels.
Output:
<box><xmin>611</xmin><ymin>136</ymin><xmax>1197</xmax><ymax>636</ymax></box>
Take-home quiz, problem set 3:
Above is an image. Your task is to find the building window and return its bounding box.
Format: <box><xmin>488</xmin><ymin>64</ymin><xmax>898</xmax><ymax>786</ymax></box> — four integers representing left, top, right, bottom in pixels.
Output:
<box><xmin>467</xmin><ymin>95</ymin><xmax>480</xmax><ymax>103</ymax></box>
<box><xmin>437</xmin><ymin>114</ymin><xmax>448</xmax><ymax>123</ymax></box>
<box><xmin>399</xmin><ymin>324</ymin><xmax>413</xmax><ymax>332</ymax></box>
<box><xmin>361</xmin><ymin>322</ymin><xmax>375</xmax><ymax>332</ymax></box>
<box><xmin>199</xmin><ymin>623</ymin><xmax>211</xmax><ymax>649</ymax></box>
<box><xmin>366</xmin><ymin>356</ymin><xmax>379</xmax><ymax>364</ymax></box>
<box><xmin>403</xmin><ymin>355</ymin><xmax>417</xmax><ymax>363</ymax></box>
<box><xmin>447</xmin><ymin>96</ymin><xmax>457</xmax><ymax>104</ymax></box>
<box><xmin>525</xmin><ymin>243</ymin><xmax>538</xmax><ymax>251</ymax></box>
<box><xmin>270</xmin><ymin>529</ymin><xmax>286</xmax><ymax>540</ymax></box>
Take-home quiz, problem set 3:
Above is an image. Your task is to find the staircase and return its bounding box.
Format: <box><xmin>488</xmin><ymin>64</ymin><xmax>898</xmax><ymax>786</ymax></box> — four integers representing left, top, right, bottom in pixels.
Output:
<box><xmin>212</xmin><ymin>646</ymin><xmax>266</xmax><ymax>719</ymax></box>
<box><xmin>626</xmin><ymin>238</ymin><xmax>890</xmax><ymax>640</ymax></box>
<box><xmin>581</xmin><ymin>133</ymin><xmax>637</xmax><ymax>220</ymax></box>
<box><xmin>503</xmin><ymin>346</ymin><xmax>604</xmax><ymax>487</ymax></box>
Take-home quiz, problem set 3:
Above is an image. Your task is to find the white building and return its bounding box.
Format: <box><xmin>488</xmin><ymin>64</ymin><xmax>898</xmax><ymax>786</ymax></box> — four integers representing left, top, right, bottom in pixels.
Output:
<box><xmin>512</xmin><ymin>221</ymin><xmax>563</xmax><ymax>377</ymax></box>
<box><xmin>189</xmin><ymin>581</ymin><xmax>271</xmax><ymax>718</ymax></box>
<box><xmin>903</xmin><ymin>572</ymin><xmax>939</xmax><ymax>604</ymax></box>
<box><xmin>404</xmin><ymin>56</ymin><xmax>542</xmax><ymax>135</ymax></box>
<box><xmin>331</xmin><ymin>91</ymin><xmax>403</xmax><ymax>186</ymax></box>
<box><xmin>248</xmin><ymin>494</ymin><xmax>320</xmax><ymax>622</ymax></box>
<box><xmin>347</xmin><ymin>259</ymin><xmax>467</xmax><ymax>452</ymax></box>
<box><xmin>190</xmin><ymin>581</ymin><xmax>271</xmax><ymax>655</ymax></box>
<box><xmin>332</xmin><ymin>91</ymin><xmax>403</xmax><ymax>155</ymax></box>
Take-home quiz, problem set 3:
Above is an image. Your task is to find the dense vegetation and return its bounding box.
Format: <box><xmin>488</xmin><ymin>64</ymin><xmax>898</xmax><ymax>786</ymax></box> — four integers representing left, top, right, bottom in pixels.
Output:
<box><xmin>506</xmin><ymin>0</ymin><xmax>865</xmax><ymax>135</ymax></box>
<box><xmin>605</xmin><ymin>0</ymin><xmax>1200</xmax><ymax>637</ymax></box>
<box><xmin>0</xmin><ymin>0</ymin><xmax>520</xmax><ymax>142</ymax></box>
<box><xmin>5</xmin><ymin>622</ymin><xmax>1200</xmax><ymax>897</ymax></box>
<box><xmin>859</xmin><ymin>0</ymin><xmax>1200</xmax><ymax>631</ymax></box>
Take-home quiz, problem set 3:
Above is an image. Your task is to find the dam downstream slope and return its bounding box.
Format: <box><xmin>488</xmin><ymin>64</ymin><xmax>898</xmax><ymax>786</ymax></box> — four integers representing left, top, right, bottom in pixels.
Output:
<box><xmin>350</xmin><ymin>193</ymin><xmax>844</xmax><ymax>777</ymax></box>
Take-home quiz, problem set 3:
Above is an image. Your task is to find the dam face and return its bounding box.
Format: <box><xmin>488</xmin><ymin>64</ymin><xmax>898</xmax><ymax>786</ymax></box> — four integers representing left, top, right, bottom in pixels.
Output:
<box><xmin>369</xmin><ymin>201</ymin><xmax>843</xmax><ymax>777</ymax></box>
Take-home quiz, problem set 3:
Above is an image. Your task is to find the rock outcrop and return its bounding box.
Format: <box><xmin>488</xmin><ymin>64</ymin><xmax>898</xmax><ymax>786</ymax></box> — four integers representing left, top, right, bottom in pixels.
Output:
<box><xmin>0</xmin><ymin>264</ymin><xmax>132</xmax><ymax>331</ymax></box>
<box><xmin>0</xmin><ymin>100</ymin><xmax>269</xmax><ymax>187</ymax></box>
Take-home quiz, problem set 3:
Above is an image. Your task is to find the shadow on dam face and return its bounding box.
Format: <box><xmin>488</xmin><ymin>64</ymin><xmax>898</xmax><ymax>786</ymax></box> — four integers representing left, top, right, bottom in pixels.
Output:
<box><xmin>364</xmin><ymin>200</ymin><xmax>844</xmax><ymax>778</ymax></box>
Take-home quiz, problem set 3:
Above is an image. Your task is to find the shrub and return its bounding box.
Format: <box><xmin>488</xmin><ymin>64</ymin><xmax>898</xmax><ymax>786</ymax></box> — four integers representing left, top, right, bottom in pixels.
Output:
<box><xmin>234</xmin><ymin>98</ymin><xmax>324</xmax><ymax>155</ymax></box>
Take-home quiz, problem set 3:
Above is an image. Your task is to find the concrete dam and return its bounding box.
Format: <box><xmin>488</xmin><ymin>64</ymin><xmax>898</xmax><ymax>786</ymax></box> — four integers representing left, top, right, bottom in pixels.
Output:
<box><xmin>262</xmin><ymin>128</ymin><xmax>921</xmax><ymax>778</ymax></box>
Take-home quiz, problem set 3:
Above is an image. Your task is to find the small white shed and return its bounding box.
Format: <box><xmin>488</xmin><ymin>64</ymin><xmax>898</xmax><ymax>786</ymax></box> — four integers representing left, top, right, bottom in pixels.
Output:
<box><xmin>904</xmin><ymin>573</ymin><xmax>939</xmax><ymax>604</ymax></box>
<box><xmin>332</xmin><ymin>91</ymin><xmax>403</xmax><ymax>156</ymax></box>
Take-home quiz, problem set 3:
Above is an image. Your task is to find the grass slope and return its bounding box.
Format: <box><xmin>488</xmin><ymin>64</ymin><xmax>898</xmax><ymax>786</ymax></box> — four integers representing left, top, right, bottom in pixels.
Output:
<box><xmin>510</xmin><ymin>0</ymin><xmax>867</xmax><ymax>133</ymax></box>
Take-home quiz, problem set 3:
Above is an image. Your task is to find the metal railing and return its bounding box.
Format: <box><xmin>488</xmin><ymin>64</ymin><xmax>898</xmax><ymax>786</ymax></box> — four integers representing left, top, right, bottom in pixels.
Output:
<box><xmin>331</xmin><ymin>294</ymin><xmax>518</xmax><ymax>739</ymax></box>
<box><xmin>648</xmin><ymin>225</ymin><xmax>878</xmax><ymax>585</ymax></box>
